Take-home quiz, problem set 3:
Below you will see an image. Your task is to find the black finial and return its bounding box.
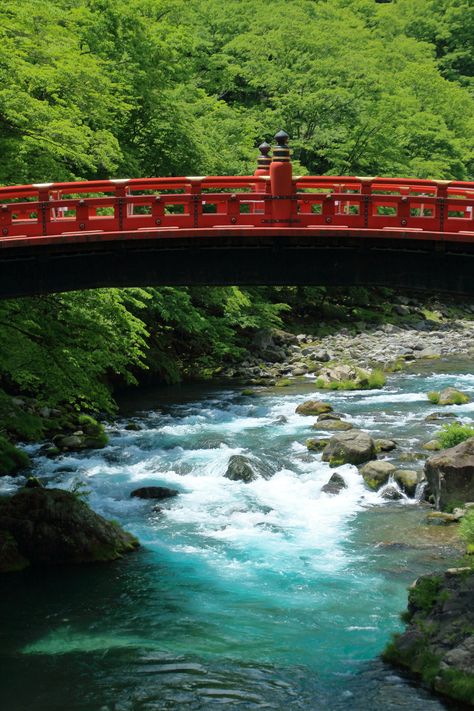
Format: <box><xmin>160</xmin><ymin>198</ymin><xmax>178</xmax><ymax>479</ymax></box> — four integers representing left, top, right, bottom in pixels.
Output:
<box><xmin>275</xmin><ymin>130</ymin><xmax>289</xmax><ymax>147</ymax></box>
<box><xmin>257</xmin><ymin>140</ymin><xmax>272</xmax><ymax>170</ymax></box>
<box><xmin>273</xmin><ymin>130</ymin><xmax>291</xmax><ymax>162</ymax></box>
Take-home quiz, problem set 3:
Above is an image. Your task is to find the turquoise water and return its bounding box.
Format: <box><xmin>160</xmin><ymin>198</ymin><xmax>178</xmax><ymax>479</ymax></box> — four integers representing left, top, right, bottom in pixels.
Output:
<box><xmin>1</xmin><ymin>368</ymin><xmax>473</xmax><ymax>710</ymax></box>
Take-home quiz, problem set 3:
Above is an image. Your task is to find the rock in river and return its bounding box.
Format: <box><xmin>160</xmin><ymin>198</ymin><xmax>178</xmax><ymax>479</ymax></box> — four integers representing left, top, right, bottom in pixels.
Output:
<box><xmin>295</xmin><ymin>400</ymin><xmax>332</xmax><ymax>416</ymax></box>
<box><xmin>321</xmin><ymin>472</ymin><xmax>347</xmax><ymax>495</ymax></box>
<box><xmin>322</xmin><ymin>430</ymin><xmax>377</xmax><ymax>467</ymax></box>
<box><xmin>360</xmin><ymin>460</ymin><xmax>397</xmax><ymax>491</ymax></box>
<box><xmin>0</xmin><ymin>488</ymin><xmax>138</xmax><ymax>573</ymax></box>
<box><xmin>224</xmin><ymin>454</ymin><xmax>258</xmax><ymax>483</ymax></box>
<box><xmin>131</xmin><ymin>486</ymin><xmax>179</xmax><ymax>500</ymax></box>
<box><xmin>394</xmin><ymin>469</ymin><xmax>419</xmax><ymax>497</ymax></box>
<box><xmin>313</xmin><ymin>419</ymin><xmax>353</xmax><ymax>432</ymax></box>
<box><xmin>425</xmin><ymin>437</ymin><xmax>474</xmax><ymax>510</ymax></box>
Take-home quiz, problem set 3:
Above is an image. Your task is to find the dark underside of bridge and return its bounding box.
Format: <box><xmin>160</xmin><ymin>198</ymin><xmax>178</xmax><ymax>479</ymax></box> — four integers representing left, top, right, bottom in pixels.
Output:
<box><xmin>1</xmin><ymin>232</ymin><xmax>474</xmax><ymax>298</ymax></box>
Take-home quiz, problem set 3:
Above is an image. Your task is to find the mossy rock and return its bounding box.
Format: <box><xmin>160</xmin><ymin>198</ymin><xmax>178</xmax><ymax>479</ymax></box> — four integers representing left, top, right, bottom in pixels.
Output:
<box><xmin>275</xmin><ymin>379</ymin><xmax>291</xmax><ymax>388</ymax></box>
<box><xmin>394</xmin><ymin>469</ymin><xmax>418</xmax><ymax>497</ymax></box>
<box><xmin>375</xmin><ymin>438</ymin><xmax>397</xmax><ymax>453</ymax></box>
<box><xmin>427</xmin><ymin>388</ymin><xmax>470</xmax><ymax>406</ymax></box>
<box><xmin>0</xmin><ymin>435</ymin><xmax>30</xmax><ymax>477</ymax></box>
<box><xmin>360</xmin><ymin>460</ymin><xmax>397</xmax><ymax>491</ymax></box>
<box><xmin>423</xmin><ymin>440</ymin><xmax>442</xmax><ymax>451</ymax></box>
<box><xmin>322</xmin><ymin>430</ymin><xmax>377</xmax><ymax>467</ymax></box>
<box><xmin>306</xmin><ymin>438</ymin><xmax>329</xmax><ymax>452</ymax></box>
<box><xmin>313</xmin><ymin>419</ymin><xmax>353</xmax><ymax>432</ymax></box>
<box><xmin>295</xmin><ymin>400</ymin><xmax>332</xmax><ymax>416</ymax></box>
<box><xmin>0</xmin><ymin>488</ymin><xmax>139</xmax><ymax>572</ymax></box>
<box><xmin>383</xmin><ymin>570</ymin><xmax>474</xmax><ymax>707</ymax></box>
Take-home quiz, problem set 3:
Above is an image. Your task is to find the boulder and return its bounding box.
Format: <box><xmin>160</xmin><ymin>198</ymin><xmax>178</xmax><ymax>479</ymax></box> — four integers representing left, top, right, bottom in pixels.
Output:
<box><xmin>423</xmin><ymin>440</ymin><xmax>442</xmax><ymax>451</ymax></box>
<box><xmin>313</xmin><ymin>419</ymin><xmax>353</xmax><ymax>432</ymax></box>
<box><xmin>317</xmin><ymin>412</ymin><xmax>344</xmax><ymax>422</ymax></box>
<box><xmin>312</xmin><ymin>350</ymin><xmax>331</xmax><ymax>362</ymax></box>
<box><xmin>130</xmin><ymin>486</ymin><xmax>179</xmax><ymax>500</ymax></box>
<box><xmin>361</xmin><ymin>460</ymin><xmax>397</xmax><ymax>491</ymax></box>
<box><xmin>321</xmin><ymin>472</ymin><xmax>347</xmax><ymax>495</ymax></box>
<box><xmin>425</xmin><ymin>412</ymin><xmax>457</xmax><ymax>422</ymax></box>
<box><xmin>306</xmin><ymin>438</ymin><xmax>329</xmax><ymax>451</ymax></box>
<box><xmin>394</xmin><ymin>469</ymin><xmax>419</xmax><ymax>497</ymax></box>
<box><xmin>52</xmin><ymin>416</ymin><xmax>108</xmax><ymax>451</ymax></box>
<box><xmin>322</xmin><ymin>430</ymin><xmax>377</xmax><ymax>467</ymax></box>
<box><xmin>383</xmin><ymin>569</ymin><xmax>474</xmax><ymax>707</ymax></box>
<box><xmin>381</xmin><ymin>485</ymin><xmax>404</xmax><ymax>500</ymax></box>
<box><xmin>224</xmin><ymin>455</ymin><xmax>257</xmax><ymax>483</ymax></box>
<box><xmin>375</xmin><ymin>438</ymin><xmax>397</xmax><ymax>452</ymax></box>
<box><xmin>425</xmin><ymin>438</ymin><xmax>474</xmax><ymax>510</ymax></box>
<box><xmin>438</xmin><ymin>388</ymin><xmax>470</xmax><ymax>406</ymax></box>
<box><xmin>0</xmin><ymin>488</ymin><xmax>138</xmax><ymax>572</ymax></box>
<box><xmin>295</xmin><ymin>400</ymin><xmax>332</xmax><ymax>416</ymax></box>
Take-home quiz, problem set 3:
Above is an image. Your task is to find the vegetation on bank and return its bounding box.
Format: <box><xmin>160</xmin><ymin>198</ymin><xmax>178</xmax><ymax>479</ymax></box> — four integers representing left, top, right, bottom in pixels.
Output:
<box><xmin>383</xmin><ymin>570</ymin><xmax>474</xmax><ymax>707</ymax></box>
<box><xmin>437</xmin><ymin>422</ymin><xmax>474</xmax><ymax>449</ymax></box>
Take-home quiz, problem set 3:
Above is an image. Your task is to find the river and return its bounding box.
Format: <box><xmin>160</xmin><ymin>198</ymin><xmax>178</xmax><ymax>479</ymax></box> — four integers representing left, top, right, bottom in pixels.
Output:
<box><xmin>1</xmin><ymin>366</ymin><xmax>473</xmax><ymax>710</ymax></box>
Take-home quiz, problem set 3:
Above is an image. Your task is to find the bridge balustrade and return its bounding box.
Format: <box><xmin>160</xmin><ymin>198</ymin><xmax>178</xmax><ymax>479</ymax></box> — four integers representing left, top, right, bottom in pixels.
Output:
<box><xmin>0</xmin><ymin>143</ymin><xmax>473</xmax><ymax>246</ymax></box>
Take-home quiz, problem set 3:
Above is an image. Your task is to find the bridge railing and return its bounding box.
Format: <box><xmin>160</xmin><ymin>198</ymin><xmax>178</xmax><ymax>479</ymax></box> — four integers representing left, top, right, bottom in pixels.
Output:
<box><xmin>0</xmin><ymin>174</ymin><xmax>474</xmax><ymax>243</ymax></box>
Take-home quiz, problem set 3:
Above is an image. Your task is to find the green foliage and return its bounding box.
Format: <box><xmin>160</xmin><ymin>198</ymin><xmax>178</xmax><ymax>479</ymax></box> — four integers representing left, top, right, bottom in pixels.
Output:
<box><xmin>0</xmin><ymin>435</ymin><xmax>30</xmax><ymax>476</ymax></box>
<box><xmin>408</xmin><ymin>575</ymin><xmax>443</xmax><ymax>615</ymax></box>
<box><xmin>427</xmin><ymin>391</ymin><xmax>441</xmax><ymax>404</ymax></box>
<box><xmin>437</xmin><ymin>422</ymin><xmax>474</xmax><ymax>449</ymax></box>
<box><xmin>460</xmin><ymin>511</ymin><xmax>474</xmax><ymax>547</ymax></box>
<box><xmin>68</xmin><ymin>478</ymin><xmax>91</xmax><ymax>503</ymax></box>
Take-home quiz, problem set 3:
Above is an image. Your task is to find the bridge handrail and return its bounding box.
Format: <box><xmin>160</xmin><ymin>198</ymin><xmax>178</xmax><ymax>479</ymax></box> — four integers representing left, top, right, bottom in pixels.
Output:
<box><xmin>0</xmin><ymin>175</ymin><xmax>474</xmax><ymax>243</ymax></box>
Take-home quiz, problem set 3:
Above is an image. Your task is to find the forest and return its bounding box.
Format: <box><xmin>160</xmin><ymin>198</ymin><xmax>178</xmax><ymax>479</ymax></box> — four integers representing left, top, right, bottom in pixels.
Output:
<box><xmin>0</xmin><ymin>0</ymin><xmax>473</xmax><ymax>431</ymax></box>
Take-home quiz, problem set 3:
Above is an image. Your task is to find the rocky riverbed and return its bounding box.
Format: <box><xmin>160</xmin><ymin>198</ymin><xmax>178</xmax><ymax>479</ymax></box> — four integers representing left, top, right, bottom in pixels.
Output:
<box><xmin>223</xmin><ymin>313</ymin><xmax>474</xmax><ymax>385</ymax></box>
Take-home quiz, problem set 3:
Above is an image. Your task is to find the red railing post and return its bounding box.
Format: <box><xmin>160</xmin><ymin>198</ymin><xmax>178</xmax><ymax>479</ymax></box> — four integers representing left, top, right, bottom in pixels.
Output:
<box><xmin>186</xmin><ymin>178</ymin><xmax>203</xmax><ymax>228</ymax></box>
<box><xmin>435</xmin><ymin>180</ymin><xmax>451</xmax><ymax>234</ymax></box>
<box><xmin>358</xmin><ymin>177</ymin><xmax>373</xmax><ymax>228</ymax></box>
<box><xmin>270</xmin><ymin>130</ymin><xmax>293</xmax><ymax>225</ymax></box>
<box><xmin>35</xmin><ymin>184</ymin><xmax>52</xmax><ymax>236</ymax></box>
<box><xmin>398</xmin><ymin>185</ymin><xmax>410</xmax><ymax>228</ymax></box>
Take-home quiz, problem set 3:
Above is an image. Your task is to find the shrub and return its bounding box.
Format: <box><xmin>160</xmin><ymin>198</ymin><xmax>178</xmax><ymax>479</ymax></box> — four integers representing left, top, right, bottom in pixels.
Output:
<box><xmin>367</xmin><ymin>370</ymin><xmax>386</xmax><ymax>388</ymax></box>
<box><xmin>428</xmin><ymin>391</ymin><xmax>440</xmax><ymax>404</ymax></box>
<box><xmin>437</xmin><ymin>422</ymin><xmax>474</xmax><ymax>449</ymax></box>
<box><xmin>460</xmin><ymin>511</ymin><xmax>474</xmax><ymax>547</ymax></box>
<box><xmin>0</xmin><ymin>435</ymin><xmax>30</xmax><ymax>476</ymax></box>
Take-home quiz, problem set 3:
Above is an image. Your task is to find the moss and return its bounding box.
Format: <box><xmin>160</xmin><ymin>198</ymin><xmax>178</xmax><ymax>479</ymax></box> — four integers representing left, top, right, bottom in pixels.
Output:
<box><xmin>275</xmin><ymin>378</ymin><xmax>291</xmax><ymax>387</ymax></box>
<box><xmin>0</xmin><ymin>435</ymin><xmax>30</xmax><ymax>476</ymax></box>
<box><xmin>241</xmin><ymin>389</ymin><xmax>256</xmax><ymax>396</ymax></box>
<box><xmin>329</xmin><ymin>456</ymin><xmax>345</xmax><ymax>468</ymax></box>
<box><xmin>316</xmin><ymin>370</ymin><xmax>385</xmax><ymax>391</ymax></box>
<box><xmin>437</xmin><ymin>669</ymin><xmax>474</xmax><ymax>705</ymax></box>
<box><xmin>408</xmin><ymin>575</ymin><xmax>443</xmax><ymax>616</ymax></box>
<box><xmin>383</xmin><ymin>635</ymin><xmax>441</xmax><ymax>686</ymax></box>
<box><xmin>306</xmin><ymin>438</ymin><xmax>328</xmax><ymax>451</ymax></box>
<box><xmin>428</xmin><ymin>391</ymin><xmax>441</xmax><ymax>404</ymax></box>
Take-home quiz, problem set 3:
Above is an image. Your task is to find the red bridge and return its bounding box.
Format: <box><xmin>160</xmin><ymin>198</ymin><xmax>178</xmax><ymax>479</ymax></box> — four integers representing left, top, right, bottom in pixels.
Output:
<box><xmin>2</xmin><ymin>132</ymin><xmax>474</xmax><ymax>298</ymax></box>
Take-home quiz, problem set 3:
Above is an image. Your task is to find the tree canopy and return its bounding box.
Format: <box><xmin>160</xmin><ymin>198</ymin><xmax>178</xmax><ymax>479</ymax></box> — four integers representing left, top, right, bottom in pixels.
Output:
<box><xmin>0</xmin><ymin>0</ymin><xmax>473</xmax><ymax>420</ymax></box>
